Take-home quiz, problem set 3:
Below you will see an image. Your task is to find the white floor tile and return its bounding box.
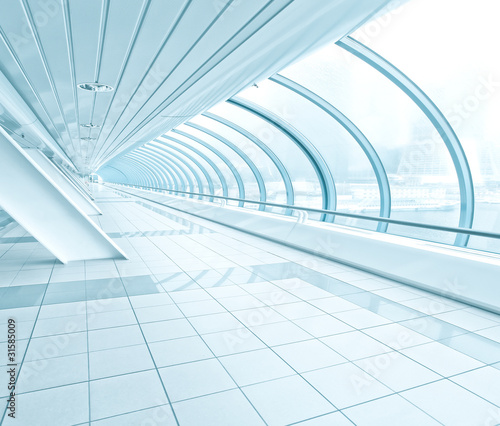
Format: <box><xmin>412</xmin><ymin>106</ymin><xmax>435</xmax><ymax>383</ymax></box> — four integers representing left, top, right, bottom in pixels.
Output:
<box><xmin>149</xmin><ymin>335</ymin><xmax>213</xmax><ymax>367</ymax></box>
<box><xmin>450</xmin><ymin>366</ymin><xmax>500</xmax><ymax>406</ymax></box>
<box><xmin>89</xmin><ymin>344</ymin><xmax>154</xmax><ymax>379</ymax></box>
<box><xmin>271</xmin><ymin>301</ymin><xmax>324</xmax><ymax>320</ymax></box>
<box><xmin>272</xmin><ymin>339</ymin><xmax>346</xmax><ymax>373</ymax></box>
<box><xmin>334</xmin><ymin>309</ymin><xmax>391</xmax><ymax>329</ymax></box>
<box><xmin>249</xmin><ymin>321</ymin><xmax>312</xmax><ymax>346</ymax></box>
<box><xmin>401</xmin><ymin>379</ymin><xmax>500</xmax><ymax>426</ymax></box>
<box><xmin>354</xmin><ymin>351</ymin><xmax>441</xmax><ymax>392</ymax></box>
<box><xmin>322</xmin><ymin>331</ymin><xmax>392</xmax><ymax>360</ymax></box>
<box><xmin>303</xmin><ymin>363</ymin><xmax>393</xmax><ymax>409</ymax></box>
<box><xmin>296</xmin><ymin>411</ymin><xmax>353</xmax><ymax>425</ymax></box>
<box><xmin>90</xmin><ymin>370</ymin><xmax>168</xmax><ymax>420</ymax></box>
<box><xmin>88</xmin><ymin>324</ymin><xmax>145</xmax><ymax>351</ymax></box>
<box><xmin>159</xmin><ymin>358</ymin><xmax>236</xmax><ymax>401</ymax></box>
<box><xmin>173</xmin><ymin>389</ymin><xmax>265</xmax><ymax>426</ymax></box>
<box><xmin>2</xmin><ymin>383</ymin><xmax>88</xmax><ymax>426</ymax></box>
<box><xmin>294</xmin><ymin>315</ymin><xmax>354</xmax><ymax>337</ymax></box>
<box><xmin>363</xmin><ymin>323</ymin><xmax>432</xmax><ymax>350</ymax></box>
<box><xmin>141</xmin><ymin>318</ymin><xmax>197</xmax><ymax>342</ymax></box>
<box><xmin>400</xmin><ymin>341</ymin><xmax>484</xmax><ymax>376</ymax></box>
<box><xmin>188</xmin><ymin>312</ymin><xmax>243</xmax><ymax>334</ymax></box>
<box><xmin>219</xmin><ymin>348</ymin><xmax>295</xmax><ymax>386</ymax></box>
<box><xmin>91</xmin><ymin>404</ymin><xmax>177</xmax><ymax>425</ymax></box>
<box><xmin>343</xmin><ymin>394</ymin><xmax>440</xmax><ymax>425</ymax></box>
<box><xmin>242</xmin><ymin>375</ymin><xmax>334</xmax><ymax>426</ymax></box>
<box><xmin>202</xmin><ymin>327</ymin><xmax>266</xmax><ymax>356</ymax></box>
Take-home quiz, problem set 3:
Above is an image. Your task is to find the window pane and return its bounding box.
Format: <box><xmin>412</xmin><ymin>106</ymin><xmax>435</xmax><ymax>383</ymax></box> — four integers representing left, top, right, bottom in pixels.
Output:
<box><xmin>281</xmin><ymin>41</ymin><xmax>461</xmax><ymax>244</ymax></box>
<box><xmin>208</xmin><ymin>102</ymin><xmax>323</xmax><ymax>215</ymax></box>
<box><xmin>189</xmin><ymin>113</ymin><xmax>287</xmax><ymax>206</ymax></box>
<box><xmin>238</xmin><ymin>79</ymin><xmax>381</xmax><ymax>230</ymax></box>
<box><xmin>143</xmin><ymin>144</ymin><xmax>206</xmax><ymax>194</ymax></box>
<box><xmin>160</xmin><ymin>131</ymin><xmax>239</xmax><ymax>202</ymax></box>
<box><xmin>352</xmin><ymin>0</ymin><xmax>500</xmax><ymax>253</ymax></box>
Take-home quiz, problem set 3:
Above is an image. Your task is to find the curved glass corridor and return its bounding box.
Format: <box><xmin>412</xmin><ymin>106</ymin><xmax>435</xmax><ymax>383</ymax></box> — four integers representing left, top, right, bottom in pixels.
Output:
<box><xmin>2</xmin><ymin>186</ymin><xmax>500</xmax><ymax>426</ymax></box>
<box><xmin>99</xmin><ymin>0</ymin><xmax>500</xmax><ymax>255</ymax></box>
<box><xmin>2</xmin><ymin>1</ymin><xmax>500</xmax><ymax>424</ymax></box>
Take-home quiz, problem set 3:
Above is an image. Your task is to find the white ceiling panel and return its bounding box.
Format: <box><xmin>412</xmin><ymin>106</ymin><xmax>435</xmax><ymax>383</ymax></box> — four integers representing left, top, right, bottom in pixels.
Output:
<box><xmin>0</xmin><ymin>0</ymin><xmax>393</xmax><ymax>174</ymax></box>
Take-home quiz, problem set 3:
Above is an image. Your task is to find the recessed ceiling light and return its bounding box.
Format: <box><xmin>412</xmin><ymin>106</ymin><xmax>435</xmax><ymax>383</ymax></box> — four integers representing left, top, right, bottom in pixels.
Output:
<box><xmin>77</xmin><ymin>82</ymin><xmax>114</xmax><ymax>92</ymax></box>
<box><xmin>80</xmin><ymin>137</ymin><xmax>96</xmax><ymax>141</ymax></box>
<box><xmin>80</xmin><ymin>123</ymin><xmax>101</xmax><ymax>129</ymax></box>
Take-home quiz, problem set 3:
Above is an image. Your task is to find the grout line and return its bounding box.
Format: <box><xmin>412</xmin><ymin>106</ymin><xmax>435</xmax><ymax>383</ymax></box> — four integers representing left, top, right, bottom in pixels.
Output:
<box><xmin>2</xmin><ymin>187</ymin><xmax>497</xmax><ymax>424</ymax></box>
<box><xmin>110</xmin><ymin>259</ymin><xmax>181</xmax><ymax>426</ymax></box>
<box><xmin>111</xmin><ymin>190</ymin><xmax>500</xmax><ymax>418</ymax></box>
<box><xmin>108</xmin><ymin>196</ymin><xmax>270</xmax><ymax>425</ymax></box>
<box><xmin>0</xmin><ymin>259</ymin><xmax>56</xmax><ymax>423</ymax></box>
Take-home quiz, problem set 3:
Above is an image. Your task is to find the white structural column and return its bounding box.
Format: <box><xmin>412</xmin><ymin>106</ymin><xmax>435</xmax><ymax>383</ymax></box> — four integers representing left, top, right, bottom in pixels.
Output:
<box><xmin>0</xmin><ymin>129</ymin><xmax>127</xmax><ymax>263</ymax></box>
<box><xmin>25</xmin><ymin>149</ymin><xmax>102</xmax><ymax>216</ymax></box>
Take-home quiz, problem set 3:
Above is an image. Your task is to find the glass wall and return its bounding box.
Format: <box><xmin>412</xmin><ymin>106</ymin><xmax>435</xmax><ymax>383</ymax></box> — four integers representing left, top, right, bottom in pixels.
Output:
<box><xmin>237</xmin><ymin>79</ymin><xmax>383</xmax><ymax>230</ymax></box>
<box><xmin>281</xmin><ymin>42</ymin><xmax>461</xmax><ymax>242</ymax></box>
<box><xmin>159</xmin><ymin>131</ymin><xmax>241</xmax><ymax>203</ymax></box>
<box><xmin>151</xmin><ymin>139</ymin><xmax>224</xmax><ymax>196</ymax></box>
<box><xmin>209</xmin><ymin>102</ymin><xmax>323</xmax><ymax>215</ymax></box>
<box><xmin>99</xmin><ymin>0</ymin><xmax>500</xmax><ymax>254</ymax></box>
<box><xmin>349</xmin><ymin>0</ymin><xmax>500</xmax><ymax>253</ymax></box>
<box><xmin>174</xmin><ymin>123</ymin><xmax>261</xmax><ymax>202</ymax></box>
<box><xmin>189</xmin><ymin>113</ymin><xmax>287</xmax><ymax>206</ymax></box>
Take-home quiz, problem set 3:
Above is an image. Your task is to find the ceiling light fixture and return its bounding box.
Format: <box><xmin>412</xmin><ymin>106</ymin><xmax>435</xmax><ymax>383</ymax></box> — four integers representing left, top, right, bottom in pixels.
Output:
<box><xmin>80</xmin><ymin>137</ymin><xmax>96</xmax><ymax>141</ymax></box>
<box><xmin>80</xmin><ymin>123</ymin><xmax>101</xmax><ymax>129</ymax></box>
<box><xmin>77</xmin><ymin>82</ymin><xmax>114</xmax><ymax>92</ymax></box>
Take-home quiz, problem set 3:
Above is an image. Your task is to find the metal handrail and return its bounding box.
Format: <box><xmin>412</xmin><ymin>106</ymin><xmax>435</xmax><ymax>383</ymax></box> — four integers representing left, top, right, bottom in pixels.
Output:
<box><xmin>106</xmin><ymin>182</ymin><xmax>500</xmax><ymax>240</ymax></box>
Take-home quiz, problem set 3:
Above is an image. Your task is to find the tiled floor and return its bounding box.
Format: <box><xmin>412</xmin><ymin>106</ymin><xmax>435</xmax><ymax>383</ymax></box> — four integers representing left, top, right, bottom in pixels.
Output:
<box><xmin>1</xmin><ymin>185</ymin><xmax>500</xmax><ymax>425</ymax></box>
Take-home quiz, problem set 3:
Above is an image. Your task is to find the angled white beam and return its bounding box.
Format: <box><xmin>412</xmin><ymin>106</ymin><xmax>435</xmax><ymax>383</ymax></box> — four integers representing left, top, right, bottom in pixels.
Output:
<box><xmin>0</xmin><ymin>68</ymin><xmax>75</xmax><ymax>169</ymax></box>
<box><xmin>54</xmin><ymin>162</ymin><xmax>96</xmax><ymax>202</ymax></box>
<box><xmin>25</xmin><ymin>149</ymin><xmax>102</xmax><ymax>216</ymax></box>
<box><xmin>0</xmin><ymin>128</ymin><xmax>127</xmax><ymax>263</ymax></box>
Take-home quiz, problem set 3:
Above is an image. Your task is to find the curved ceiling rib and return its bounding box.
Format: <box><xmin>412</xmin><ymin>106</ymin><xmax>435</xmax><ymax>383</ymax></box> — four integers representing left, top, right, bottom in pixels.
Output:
<box><xmin>100</xmin><ymin>165</ymin><xmax>128</xmax><ymax>182</ymax></box>
<box><xmin>91</xmin><ymin>0</ymin><xmax>194</xmax><ymax>166</ymax></box>
<box><xmin>184</xmin><ymin>122</ymin><xmax>267</xmax><ymax>211</ymax></box>
<box><xmin>87</xmin><ymin>0</ymin><xmax>151</xmax><ymax>163</ymax></box>
<box><xmin>1</xmin><ymin>1</ymin><xmax>393</xmax><ymax>173</ymax></box>
<box><xmin>135</xmin><ymin>148</ymin><xmax>198</xmax><ymax>195</ymax></box>
<box><xmin>148</xmin><ymin>143</ymin><xmax>215</xmax><ymax>194</ymax></box>
<box><xmin>202</xmin><ymin>111</ymin><xmax>294</xmax><ymax>215</ymax></box>
<box><xmin>108</xmin><ymin>160</ymin><xmax>139</xmax><ymax>185</ymax></box>
<box><xmin>270</xmin><ymin>73</ymin><xmax>391</xmax><ymax>232</ymax></box>
<box><xmin>130</xmin><ymin>151</ymin><xmax>179</xmax><ymax>189</ymax></box>
<box><xmin>129</xmin><ymin>151</ymin><xmax>173</xmax><ymax>191</ymax></box>
<box><xmin>127</xmin><ymin>152</ymin><xmax>182</xmax><ymax>192</ymax></box>
<box><xmin>337</xmin><ymin>36</ymin><xmax>474</xmax><ymax>247</ymax></box>
<box><xmin>171</xmin><ymin>129</ymin><xmax>246</xmax><ymax>206</ymax></box>
<box><xmin>156</xmin><ymin>136</ymin><xmax>229</xmax><ymax>197</ymax></box>
<box><xmin>227</xmin><ymin>96</ymin><xmax>337</xmax><ymax>222</ymax></box>
<box><xmin>112</xmin><ymin>157</ymin><xmax>152</xmax><ymax>188</ymax></box>
<box><xmin>122</xmin><ymin>155</ymin><xmax>165</xmax><ymax>190</ymax></box>
<box><xmin>138</xmin><ymin>148</ymin><xmax>195</xmax><ymax>193</ymax></box>
<box><xmin>143</xmin><ymin>144</ymin><xmax>213</xmax><ymax>199</ymax></box>
<box><xmin>134</xmin><ymin>150</ymin><xmax>175</xmax><ymax>192</ymax></box>
<box><xmin>138</xmin><ymin>146</ymin><xmax>204</xmax><ymax>198</ymax></box>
